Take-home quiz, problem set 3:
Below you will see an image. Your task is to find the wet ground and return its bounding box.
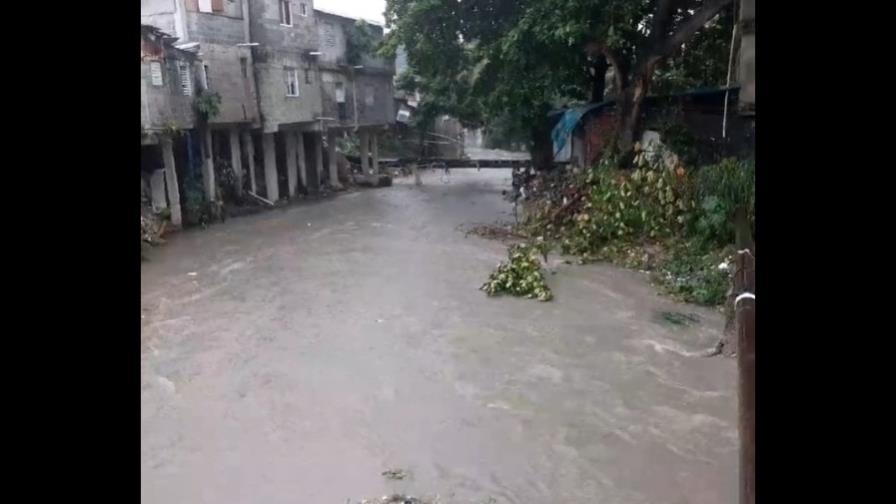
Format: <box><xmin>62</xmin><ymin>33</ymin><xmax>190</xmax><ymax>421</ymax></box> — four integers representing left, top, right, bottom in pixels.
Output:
<box><xmin>141</xmin><ymin>168</ymin><xmax>737</xmax><ymax>504</ymax></box>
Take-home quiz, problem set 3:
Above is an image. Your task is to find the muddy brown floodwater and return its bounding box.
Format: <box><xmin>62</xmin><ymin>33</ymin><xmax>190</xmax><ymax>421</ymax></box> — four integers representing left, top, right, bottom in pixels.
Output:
<box><xmin>141</xmin><ymin>168</ymin><xmax>737</xmax><ymax>504</ymax></box>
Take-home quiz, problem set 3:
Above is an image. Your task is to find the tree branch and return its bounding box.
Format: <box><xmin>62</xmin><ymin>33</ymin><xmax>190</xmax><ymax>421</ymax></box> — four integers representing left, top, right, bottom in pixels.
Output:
<box><xmin>601</xmin><ymin>46</ymin><xmax>628</xmax><ymax>91</ymax></box>
<box><xmin>649</xmin><ymin>0</ymin><xmax>680</xmax><ymax>47</ymax></box>
<box><xmin>656</xmin><ymin>0</ymin><xmax>733</xmax><ymax>60</ymax></box>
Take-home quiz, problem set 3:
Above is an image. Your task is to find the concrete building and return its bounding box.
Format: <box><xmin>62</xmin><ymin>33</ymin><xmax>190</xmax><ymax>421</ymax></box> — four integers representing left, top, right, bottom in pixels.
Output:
<box><xmin>141</xmin><ymin>24</ymin><xmax>202</xmax><ymax>227</ymax></box>
<box><xmin>315</xmin><ymin>8</ymin><xmax>396</xmax><ymax>180</ymax></box>
<box><xmin>249</xmin><ymin>0</ymin><xmax>327</xmax><ymax>198</ymax></box>
<box><xmin>142</xmin><ymin>0</ymin><xmax>261</xmax><ymax>217</ymax></box>
<box><xmin>142</xmin><ymin>0</ymin><xmax>397</xmax><ymax>219</ymax></box>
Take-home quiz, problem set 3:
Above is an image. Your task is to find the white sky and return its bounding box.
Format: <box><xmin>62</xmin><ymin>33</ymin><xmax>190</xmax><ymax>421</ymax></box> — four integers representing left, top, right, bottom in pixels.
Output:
<box><xmin>314</xmin><ymin>0</ymin><xmax>387</xmax><ymax>25</ymax></box>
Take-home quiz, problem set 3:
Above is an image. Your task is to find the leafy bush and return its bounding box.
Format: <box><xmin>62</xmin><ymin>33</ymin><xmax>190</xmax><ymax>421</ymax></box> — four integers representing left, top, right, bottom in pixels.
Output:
<box><xmin>182</xmin><ymin>172</ymin><xmax>213</xmax><ymax>226</ymax></box>
<box><xmin>655</xmin><ymin>241</ymin><xmax>733</xmax><ymax>306</ymax></box>
<box><xmin>694</xmin><ymin>157</ymin><xmax>755</xmax><ymax>247</ymax></box>
<box><xmin>557</xmin><ymin>152</ymin><xmax>695</xmax><ymax>259</ymax></box>
<box><xmin>481</xmin><ymin>244</ymin><xmax>553</xmax><ymax>301</ymax></box>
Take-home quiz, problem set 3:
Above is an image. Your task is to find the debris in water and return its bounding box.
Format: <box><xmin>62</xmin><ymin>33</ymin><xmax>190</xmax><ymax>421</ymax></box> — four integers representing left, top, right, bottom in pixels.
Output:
<box><xmin>187</xmin><ymin>272</ymin><xmax>198</xmax><ymax>277</ymax></box>
<box><xmin>658</xmin><ymin>311</ymin><xmax>701</xmax><ymax>326</ymax></box>
<box><xmin>354</xmin><ymin>495</ymin><xmax>432</xmax><ymax>504</ymax></box>
<box><xmin>458</xmin><ymin>221</ymin><xmax>527</xmax><ymax>242</ymax></box>
<box><xmin>381</xmin><ymin>468</ymin><xmax>409</xmax><ymax>480</ymax></box>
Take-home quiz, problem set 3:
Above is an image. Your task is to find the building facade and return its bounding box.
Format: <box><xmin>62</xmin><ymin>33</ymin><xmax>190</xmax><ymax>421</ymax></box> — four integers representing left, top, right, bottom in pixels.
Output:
<box><xmin>141</xmin><ymin>0</ymin><xmax>396</xmax><ymax>223</ymax></box>
<box><xmin>315</xmin><ymin>9</ymin><xmax>395</xmax><ymax>178</ymax></box>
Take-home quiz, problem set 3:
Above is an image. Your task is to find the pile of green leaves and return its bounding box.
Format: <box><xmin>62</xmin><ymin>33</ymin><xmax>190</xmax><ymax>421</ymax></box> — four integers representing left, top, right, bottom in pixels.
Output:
<box><xmin>518</xmin><ymin>148</ymin><xmax>753</xmax><ymax>306</ymax></box>
<box><xmin>481</xmin><ymin>244</ymin><xmax>553</xmax><ymax>301</ymax></box>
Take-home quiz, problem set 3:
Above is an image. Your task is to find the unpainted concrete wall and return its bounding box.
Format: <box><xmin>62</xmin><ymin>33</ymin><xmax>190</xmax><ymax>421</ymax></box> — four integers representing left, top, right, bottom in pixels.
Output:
<box><xmin>185</xmin><ymin>10</ymin><xmax>245</xmax><ymax>45</ymax></box>
<box><xmin>141</xmin><ymin>38</ymin><xmax>198</xmax><ymax>131</ymax></box>
<box><xmin>200</xmin><ymin>43</ymin><xmax>260</xmax><ymax>125</ymax></box>
<box><xmin>319</xmin><ymin>69</ymin><xmax>353</xmax><ymax>126</ymax></box>
<box><xmin>250</xmin><ymin>0</ymin><xmax>322</xmax><ymax>131</ymax></box>
<box><xmin>354</xmin><ymin>73</ymin><xmax>394</xmax><ymax>127</ymax></box>
<box><xmin>250</xmin><ymin>0</ymin><xmax>319</xmax><ymax>51</ymax></box>
<box><xmin>141</xmin><ymin>0</ymin><xmax>178</xmax><ymax>34</ymax></box>
<box><xmin>254</xmin><ymin>58</ymin><xmax>322</xmax><ymax>131</ymax></box>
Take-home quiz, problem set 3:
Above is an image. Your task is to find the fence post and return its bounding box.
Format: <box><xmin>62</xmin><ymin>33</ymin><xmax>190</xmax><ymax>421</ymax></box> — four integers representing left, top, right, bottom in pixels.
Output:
<box><xmin>735</xmin><ymin>249</ymin><xmax>755</xmax><ymax>504</ymax></box>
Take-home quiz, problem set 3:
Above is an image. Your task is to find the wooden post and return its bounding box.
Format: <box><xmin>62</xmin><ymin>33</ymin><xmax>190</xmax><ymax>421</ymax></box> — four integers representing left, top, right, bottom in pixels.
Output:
<box><xmin>735</xmin><ymin>249</ymin><xmax>755</xmax><ymax>504</ymax></box>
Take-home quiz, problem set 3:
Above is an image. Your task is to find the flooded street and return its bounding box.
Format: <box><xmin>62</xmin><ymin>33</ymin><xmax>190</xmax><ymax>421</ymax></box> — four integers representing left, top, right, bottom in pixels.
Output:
<box><xmin>141</xmin><ymin>168</ymin><xmax>737</xmax><ymax>504</ymax></box>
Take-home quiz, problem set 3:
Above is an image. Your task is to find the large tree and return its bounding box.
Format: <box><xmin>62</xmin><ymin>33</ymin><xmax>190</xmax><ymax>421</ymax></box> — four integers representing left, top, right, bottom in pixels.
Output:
<box><xmin>383</xmin><ymin>0</ymin><xmax>734</xmax><ymax>167</ymax></box>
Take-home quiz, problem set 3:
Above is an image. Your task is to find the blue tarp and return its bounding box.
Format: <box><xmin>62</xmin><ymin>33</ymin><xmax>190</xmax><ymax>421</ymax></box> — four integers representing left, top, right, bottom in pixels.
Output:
<box><xmin>551</xmin><ymin>101</ymin><xmax>612</xmax><ymax>160</ymax></box>
<box><xmin>550</xmin><ymin>86</ymin><xmax>741</xmax><ymax>161</ymax></box>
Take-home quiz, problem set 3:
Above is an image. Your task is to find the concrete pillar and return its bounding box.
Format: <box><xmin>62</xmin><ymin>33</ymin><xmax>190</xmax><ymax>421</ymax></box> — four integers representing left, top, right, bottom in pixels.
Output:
<box><xmin>371</xmin><ymin>131</ymin><xmax>380</xmax><ymax>174</ymax></box>
<box><xmin>296</xmin><ymin>131</ymin><xmax>307</xmax><ymax>190</ymax></box>
<box><xmin>262</xmin><ymin>132</ymin><xmax>279</xmax><ymax>202</ymax></box>
<box><xmin>412</xmin><ymin>163</ymin><xmax>422</xmax><ymax>186</ymax></box>
<box><xmin>285</xmin><ymin>130</ymin><xmax>298</xmax><ymax>197</ymax></box>
<box><xmin>327</xmin><ymin>130</ymin><xmax>342</xmax><ymax>189</ymax></box>
<box><xmin>229</xmin><ymin>129</ymin><xmax>243</xmax><ymax>197</ymax></box>
<box><xmin>359</xmin><ymin>129</ymin><xmax>370</xmax><ymax>174</ymax></box>
<box><xmin>149</xmin><ymin>169</ymin><xmax>168</xmax><ymax>211</ymax></box>
<box><xmin>203</xmin><ymin>128</ymin><xmax>217</xmax><ymax>202</ymax></box>
<box><xmin>160</xmin><ymin>137</ymin><xmax>182</xmax><ymax>227</ymax></box>
<box><xmin>314</xmin><ymin>133</ymin><xmax>324</xmax><ymax>183</ymax></box>
<box><xmin>241</xmin><ymin>131</ymin><xmax>257</xmax><ymax>194</ymax></box>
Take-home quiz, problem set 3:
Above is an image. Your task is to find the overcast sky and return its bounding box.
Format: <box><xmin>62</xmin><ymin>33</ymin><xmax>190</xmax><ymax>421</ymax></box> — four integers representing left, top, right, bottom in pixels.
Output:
<box><xmin>314</xmin><ymin>0</ymin><xmax>387</xmax><ymax>25</ymax></box>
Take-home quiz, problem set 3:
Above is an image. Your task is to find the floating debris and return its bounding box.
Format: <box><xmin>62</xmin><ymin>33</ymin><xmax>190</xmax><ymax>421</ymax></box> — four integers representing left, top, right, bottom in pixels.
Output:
<box><xmin>658</xmin><ymin>311</ymin><xmax>701</xmax><ymax>326</ymax></box>
<box><xmin>381</xmin><ymin>468</ymin><xmax>409</xmax><ymax>480</ymax></box>
<box><xmin>458</xmin><ymin>221</ymin><xmax>527</xmax><ymax>241</ymax></box>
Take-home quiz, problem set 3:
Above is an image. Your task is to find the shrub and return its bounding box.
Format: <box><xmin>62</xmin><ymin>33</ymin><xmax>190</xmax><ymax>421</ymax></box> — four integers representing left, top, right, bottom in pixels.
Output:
<box><xmin>481</xmin><ymin>244</ymin><xmax>553</xmax><ymax>301</ymax></box>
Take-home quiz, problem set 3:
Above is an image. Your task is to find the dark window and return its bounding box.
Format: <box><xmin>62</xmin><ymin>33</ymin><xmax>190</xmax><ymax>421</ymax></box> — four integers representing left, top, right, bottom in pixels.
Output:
<box><xmin>280</xmin><ymin>0</ymin><xmax>292</xmax><ymax>25</ymax></box>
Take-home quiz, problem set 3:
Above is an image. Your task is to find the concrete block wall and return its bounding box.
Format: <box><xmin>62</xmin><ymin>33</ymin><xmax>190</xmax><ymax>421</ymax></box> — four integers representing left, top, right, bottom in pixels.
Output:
<box><xmin>185</xmin><ymin>10</ymin><xmax>246</xmax><ymax>46</ymax></box>
<box><xmin>354</xmin><ymin>74</ymin><xmax>394</xmax><ymax>127</ymax></box>
<box><xmin>318</xmin><ymin>69</ymin><xmax>352</xmax><ymax>126</ymax></box>
<box><xmin>254</xmin><ymin>56</ymin><xmax>323</xmax><ymax>131</ymax></box>
<box><xmin>200</xmin><ymin>44</ymin><xmax>260</xmax><ymax>125</ymax></box>
<box><xmin>250</xmin><ymin>0</ymin><xmax>323</xmax><ymax>131</ymax></box>
<box><xmin>141</xmin><ymin>0</ymin><xmax>178</xmax><ymax>34</ymax></box>
<box><xmin>250</xmin><ymin>0</ymin><xmax>319</xmax><ymax>51</ymax></box>
<box><xmin>314</xmin><ymin>10</ymin><xmax>395</xmax><ymax>129</ymax></box>
<box><xmin>141</xmin><ymin>48</ymin><xmax>198</xmax><ymax>131</ymax></box>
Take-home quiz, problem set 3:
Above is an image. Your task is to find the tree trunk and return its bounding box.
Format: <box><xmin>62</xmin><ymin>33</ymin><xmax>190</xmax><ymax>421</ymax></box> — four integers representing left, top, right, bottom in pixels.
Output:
<box><xmin>590</xmin><ymin>55</ymin><xmax>609</xmax><ymax>103</ymax></box>
<box><xmin>734</xmin><ymin>206</ymin><xmax>753</xmax><ymax>252</ymax></box>
<box><xmin>529</xmin><ymin>119</ymin><xmax>554</xmax><ymax>171</ymax></box>
<box><xmin>616</xmin><ymin>72</ymin><xmax>652</xmax><ymax>162</ymax></box>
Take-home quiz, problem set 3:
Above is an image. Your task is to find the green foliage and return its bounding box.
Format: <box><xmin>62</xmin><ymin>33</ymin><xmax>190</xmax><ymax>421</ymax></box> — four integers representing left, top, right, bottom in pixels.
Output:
<box><xmin>655</xmin><ymin>241</ymin><xmax>732</xmax><ymax>306</ymax></box>
<box><xmin>652</xmin><ymin>8</ymin><xmax>736</xmax><ymax>95</ymax></box>
<box><xmin>345</xmin><ymin>20</ymin><xmax>377</xmax><ymax>66</ymax></box>
<box><xmin>693</xmin><ymin>157</ymin><xmax>755</xmax><ymax>246</ymax></box>
<box><xmin>194</xmin><ymin>90</ymin><xmax>222</xmax><ymax>120</ymax></box>
<box><xmin>481</xmin><ymin>243</ymin><xmax>553</xmax><ymax>301</ymax></box>
<box><xmin>536</xmin><ymin>151</ymin><xmax>695</xmax><ymax>260</ymax></box>
<box><xmin>384</xmin><ymin>0</ymin><xmax>735</xmax><ymax>159</ymax></box>
<box><xmin>647</xmin><ymin>109</ymin><xmax>698</xmax><ymax>166</ymax></box>
<box><xmin>518</xmin><ymin>144</ymin><xmax>753</xmax><ymax>306</ymax></box>
<box><xmin>181</xmin><ymin>171</ymin><xmax>216</xmax><ymax>226</ymax></box>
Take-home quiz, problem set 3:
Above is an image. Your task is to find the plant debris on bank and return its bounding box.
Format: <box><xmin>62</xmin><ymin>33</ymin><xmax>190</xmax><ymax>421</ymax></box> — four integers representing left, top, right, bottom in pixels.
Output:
<box><xmin>484</xmin><ymin>142</ymin><xmax>753</xmax><ymax>306</ymax></box>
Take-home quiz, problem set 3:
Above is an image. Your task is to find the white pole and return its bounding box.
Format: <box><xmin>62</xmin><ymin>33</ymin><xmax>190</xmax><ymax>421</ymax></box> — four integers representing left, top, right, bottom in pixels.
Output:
<box><xmin>722</xmin><ymin>3</ymin><xmax>739</xmax><ymax>139</ymax></box>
